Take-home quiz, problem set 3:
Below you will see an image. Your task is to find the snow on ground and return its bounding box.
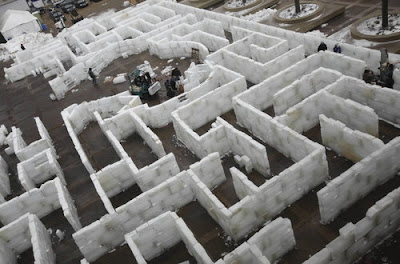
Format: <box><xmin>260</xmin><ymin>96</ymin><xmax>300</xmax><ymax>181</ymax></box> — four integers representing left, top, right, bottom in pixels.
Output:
<box><xmin>89</xmin><ymin>8</ymin><xmax>116</xmax><ymax>20</ymax></box>
<box><xmin>329</xmin><ymin>25</ymin><xmax>376</xmax><ymax>48</ymax></box>
<box><xmin>305</xmin><ymin>30</ymin><xmax>327</xmax><ymax>38</ymax></box>
<box><xmin>357</xmin><ymin>14</ymin><xmax>400</xmax><ymax>36</ymax></box>
<box><xmin>0</xmin><ymin>32</ymin><xmax>53</xmax><ymax>61</ymax></box>
<box><xmin>239</xmin><ymin>8</ymin><xmax>276</xmax><ymax>22</ymax></box>
<box><xmin>161</xmin><ymin>66</ymin><xmax>173</xmax><ymax>75</ymax></box>
<box><xmin>226</xmin><ymin>0</ymin><xmax>258</xmax><ymax>9</ymax></box>
<box><xmin>279</xmin><ymin>3</ymin><xmax>318</xmax><ymax>19</ymax></box>
<box><xmin>225</xmin><ymin>8</ymin><xmax>276</xmax><ymax>21</ymax></box>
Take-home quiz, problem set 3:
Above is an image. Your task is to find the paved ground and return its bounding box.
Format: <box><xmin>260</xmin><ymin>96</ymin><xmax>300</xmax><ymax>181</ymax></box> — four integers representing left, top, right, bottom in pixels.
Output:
<box><xmin>1</xmin><ymin>1</ymin><xmax>400</xmax><ymax>264</ymax></box>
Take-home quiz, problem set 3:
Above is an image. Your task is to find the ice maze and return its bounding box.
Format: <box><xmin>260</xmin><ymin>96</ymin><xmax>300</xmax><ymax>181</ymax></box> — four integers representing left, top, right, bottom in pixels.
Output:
<box><xmin>1</xmin><ymin>0</ymin><xmax>400</xmax><ymax>263</ymax></box>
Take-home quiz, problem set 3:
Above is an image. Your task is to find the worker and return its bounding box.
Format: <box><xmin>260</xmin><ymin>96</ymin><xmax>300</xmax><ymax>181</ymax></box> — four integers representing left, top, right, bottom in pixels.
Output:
<box><xmin>317</xmin><ymin>41</ymin><xmax>327</xmax><ymax>52</ymax></box>
<box><xmin>380</xmin><ymin>48</ymin><xmax>388</xmax><ymax>66</ymax></box>
<box><xmin>165</xmin><ymin>79</ymin><xmax>175</xmax><ymax>98</ymax></box>
<box><xmin>362</xmin><ymin>69</ymin><xmax>376</xmax><ymax>84</ymax></box>
<box><xmin>20</xmin><ymin>44</ymin><xmax>25</xmax><ymax>50</ymax></box>
<box><xmin>171</xmin><ymin>67</ymin><xmax>181</xmax><ymax>78</ymax></box>
<box><xmin>333</xmin><ymin>44</ymin><xmax>342</xmax><ymax>53</ymax></box>
<box><xmin>88</xmin><ymin>68</ymin><xmax>97</xmax><ymax>85</ymax></box>
<box><xmin>144</xmin><ymin>72</ymin><xmax>152</xmax><ymax>87</ymax></box>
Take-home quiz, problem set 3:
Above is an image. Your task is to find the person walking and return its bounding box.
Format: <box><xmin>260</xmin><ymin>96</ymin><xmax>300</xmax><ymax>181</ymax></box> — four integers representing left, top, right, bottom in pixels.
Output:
<box><xmin>317</xmin><ymin>41</ymin><xmax>327</xmax><ymax>52</ymax></box>
<box><xmin>88</xmin><ymin>68</ymin><xmax>97</xmax><ymax>85</ymax></box>
<box><xmin>20</xmin><ymin>44</ymin><xmax>25</xmax><ymax>50</ymax></box>
<box><xmin>333</xmin><ymin>44</ymin><xmax>342</xmax><ymax>53</ymax></box>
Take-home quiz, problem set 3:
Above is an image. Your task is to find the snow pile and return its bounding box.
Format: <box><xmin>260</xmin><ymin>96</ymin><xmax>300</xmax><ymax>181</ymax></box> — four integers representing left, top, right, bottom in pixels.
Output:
<box><xmin>0</xmin><ymin>32</ymin><xmax>53</xmax><ymax>61</ymax></box>
<box><xmin>240</xmin><ymin>8</ymin><xmax>276</xmax><ymax>22</ymax></box>
<box><xmin>305</xmin><ymin>30</ymin><xmax>327</xmax><ymax>38</ymax></box>
<box><xmin>2</xmin><ymin>32</ymin><xmax>53</xmax><ymax>54</ymax></box>
<box><xmin>161</xmin><ymin>65</ymin><xmax>173</xmax><ymax>75</ymax></box>
<box><xmin>357</xmin><ymin>14</ymin><xmax>400</xmax><ymax>36</ymax></box>
<box><xmin>279</xmin><ymin>3</ymin><xmax>318</xmax><ymax>19</ymax></box>
<box><xmin>226</xmin><ymin>0</ymin><xmax>258</xmax><ymax>8</ymax></box>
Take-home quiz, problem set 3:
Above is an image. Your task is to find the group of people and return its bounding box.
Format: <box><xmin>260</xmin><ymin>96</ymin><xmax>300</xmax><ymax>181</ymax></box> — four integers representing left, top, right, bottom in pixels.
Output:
<box><xmin>134</xmin><ymin>72</ymin><xmax>152</xmax><ymax>88</ymax></box>
<box><xmin>317</xmin><ymin>41</ymin><xmax>342</xmax><ymax>53</ymax></box>
<box><xmin>318</xmin><ymin>43</ymin><xmax>396</xmax><ymax>88</ymax></box>
<box><xmin>165</xmin><ymin>67</ymin><xmax>183</xmax><ymax>98</ymax></box>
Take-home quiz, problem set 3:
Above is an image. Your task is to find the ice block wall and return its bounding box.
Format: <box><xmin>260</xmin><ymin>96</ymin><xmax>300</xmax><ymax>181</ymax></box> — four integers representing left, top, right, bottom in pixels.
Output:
<box><xmin>318</xmin><ymin>137</ymin><xmax>400</xmax><ymax>223</ymax></box>
<box><xmin>30</xmin><ymin>213</ymin><xmax>56</xmax><ymax>264</ymax></box>
<box><xmin>4</xmin><ymin>46</ymin><xmax>75</xmax><ymax>82</ymax></box>
<box><xmin>133</xmin><ymin>65</ymin><xmax>233</xmax><ymax>128</ymax></box>
<box><xmin>306</xmin><ymin>186</ymin><xmax>400</xmax><ymax>264</ymax></box>
<box><xmin>231</xmin><ymin>167</ymin><xmax>259</xmax><ymax>200</ymax></box>
<box><xmin>329</xmin><ymin>77</ymin><xmax>400</xmax><ymax>125</ymax></box>
<box><xmin>49</xmin><ymin>63</ymin><xmax>88</xmax><ymax>100</ymax></box>
<box><xmin>234</xmin><ymin>52</ymin><xmax>365</xmax><ymax>113</ymax></box>
<box><xmin>55</xmin><ymin>178</ymin><xmax>82</xmax><ymax>231</ymax></box>
<box><xmin>0</xmin><ymin>239</ymin><xmax>16</xmax><ymax>264</ymax></box>
<box><xmin>319</xmin><ymin>114</ymin><xmax>385</xmax><ymax>162</ymax></box>
<box><xmin>99</xmin><ymin>111</ymin><xmax>166</xmax><ymax>158</ymax></box>
<box><xmin>6</xmin><ymin>117</ymin><xmax>55</xmax><ymax>162</ymax></box>
<box><xmin>17</xmin><ymin>149</ymin><xmax>65</xmax><ymax>191</ymax></box>
<box><xmin>0</xmin><ymin>214</ymin><xmax>31</xmax><ymax>254</ymax></box>
<box><xmin>394</xmin><ymin>69</ymin><xmax>400</xmax><ymax>90</ymax></box>
<box><xmin>134</xmin><ymin>153</ymin><xmax>180</xmax><ymax>191</ymax></box>
<box><xmin>158</xmin><ymin>0</ymin><xmax>393</xmax><ymax>69</ymax></box>
<box><xmin>73</xmin><ymin>153</ymin><xmax>225</xmax><ymax>262</ymax></box>
<box><xmin>125</xmin><ymin>212</ymin><xmax>182</xmax><ymax>261</ymax></box>
<box><xmin>273</xmin><ymin>68</ymin><xmax>342</xmax><ymax>115</ymax></box>
<box><xmin>0</xmin><ymin>214</ymin><xmax>55</xmax><ymax>263</ymax></box>
<box><xmin>172</xmin><ymin>68</ymin><xmax>246</xmax><ymax>157</ymax></box>
<box><xmin>275</xmin><ymin>91</ymin><xmax>379</xmax><ymax>136</ymax></box>
<box><xmin>62</xmin><ymin>93</ymin><xmax>140</xmax><ymax>174</ymax></box>
<box><xmin>190</xmin><ymin>146</ymin><xmax>327</xmax><ymax>240</ymax></box>
<box><xmin>233</xmin><ymin>98</ymin><xmax>319</xmax><ymax>162</ymax></box>
<box><xmin>208</xmin><ymin>43</ymin><xmax>304</xmax><ymax>84</ymax></box>
<box><xmin>0</xmin><ymin>156</ymin><xmax>10</xmax><ymax>201</ymax></box>
<box><xmin>0</xmin><ymin>178</ymin><xmax>81</xmax><ymax>231</ymax></box>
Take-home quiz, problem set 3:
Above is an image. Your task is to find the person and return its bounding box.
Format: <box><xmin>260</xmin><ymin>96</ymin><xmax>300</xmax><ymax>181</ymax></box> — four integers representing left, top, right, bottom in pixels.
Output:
<box><xmin>171</xmin><ymin>67</ymin><xmax>181</xmax><ymax>78</ymax></box>
<box><xmin>88</xmin><ymin>68</ymin><xmax>97</xmax><ymax>85</ymax></box>
<box><xmin>380</xmin><ymin>48</ymin><xmax>388</xmax><ymax>66</ymax></box>
<box><xmin>170</xmin><ymin>77</ymin><xmax>177</xmax><ymax>91</ymax></box>
<box><xmin>317</xmin><ymin>41</ymin><xmax>327</xmax><ymax>52</ymax></box>
<box><xmin>144</xmin><ymin>72</ymin><xmax>152</xmax><ymax>87</ymax></box>
<box><xmin>362</xmin><ymin>69</ymin><xmax>376</xmax><ymax>84</ymax></box>
<box><xmin>333</xmin><ymin>44</ymin><xmax>341</xmax><ymax>53</ymax></box>
<box><xmin>165</xmin><ymin>79</ymin><xmax>175</xmax><ymax>98</ymax></box>
<box><xmin>20</xmin><ymin>44</ymin><xmax>25</xmax><ymax>50</ymax></box>
<box><xmin>385</xmin><ymin>64</ymin><xmax>394</xmax><ymax>88</ymax></box>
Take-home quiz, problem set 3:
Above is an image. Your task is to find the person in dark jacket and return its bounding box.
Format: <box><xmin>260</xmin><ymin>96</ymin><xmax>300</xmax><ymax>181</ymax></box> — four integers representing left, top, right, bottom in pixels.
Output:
<box><xmin>20</xmin><ymin>44</ymin><xmax>25</xmax><ymax>50</ymax></box>
<box><xmin>165</xmin><ymin>79</ymin><xmax>175</xmax><ymax>98</ymax></box>
<box><xmin>317</xmin><ymin>42</ymin><xmax>327</xmax><ymax>52</ymax></box>
<box><xmin>333</xmin><ymin>44</ymin><xmax>342</xmax><ymax>53</ymax></box>
<box><xmin>171</xmin><ymin>67</ymin><xmax>181</xmax><ymax>78</ymax></box>
<box><xmin>88</xmin><ymin>68</ymin><xmax>97</xmax><ymax>85</ymax></box>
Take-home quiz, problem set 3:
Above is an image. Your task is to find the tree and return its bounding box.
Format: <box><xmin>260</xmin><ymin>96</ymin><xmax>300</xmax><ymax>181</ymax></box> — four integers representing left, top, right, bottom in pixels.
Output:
<box><xmin>295</xmin><ymin>0</ymin><xmax>300</xmax><ymax>13</ymax></box>
<box><xmin>382</xmin><ymin>0</ymin><xmax>388</xmax><ymax>28</ymax></box>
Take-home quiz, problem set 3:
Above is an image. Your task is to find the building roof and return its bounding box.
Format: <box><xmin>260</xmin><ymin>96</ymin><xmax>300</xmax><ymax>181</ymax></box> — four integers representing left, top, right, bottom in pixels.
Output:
<box><xmin>0</xmin><ymin>9</ymin><xmax>38</xmax><ymax>32</ymax></box>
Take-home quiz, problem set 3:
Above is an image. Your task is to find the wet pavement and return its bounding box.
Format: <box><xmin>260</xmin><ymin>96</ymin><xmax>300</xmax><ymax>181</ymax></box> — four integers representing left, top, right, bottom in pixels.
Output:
<box><xmin>1</xmin><ymin>1</ymin><xmax>400</xmax><ymax>264</ymax></box>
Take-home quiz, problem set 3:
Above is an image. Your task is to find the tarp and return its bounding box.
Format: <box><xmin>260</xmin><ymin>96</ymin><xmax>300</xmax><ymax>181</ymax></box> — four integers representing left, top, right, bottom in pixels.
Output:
<box><xmin>0</xmin><ymin>10</ymin><xmax>41</xmax><ymax>40</ymax></box>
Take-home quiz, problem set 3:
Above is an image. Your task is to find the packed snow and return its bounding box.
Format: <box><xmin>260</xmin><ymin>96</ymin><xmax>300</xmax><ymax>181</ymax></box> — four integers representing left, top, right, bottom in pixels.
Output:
<box><xmin>279</xmin><ymin>3</ymin><xmax>319</xmax><ymax>19</ymax></box>
<box><xmin>226</xmin><ymin>0</ymin><xmax>258</xmax><ymax>8</ymax></box>
<box><xmin>240</xmin><ymin>8</ymin><xmax>276</xmax><ymax>22</ymax></box>
<box><xmin>0</xmin><ymin>32</ymin><xmax>53</xmax><ymax>61</ymax></box>
<box><xmin>357</xmin><ymin>14</ymin><xmax>400</xmax><ymax>36</ymax></box>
